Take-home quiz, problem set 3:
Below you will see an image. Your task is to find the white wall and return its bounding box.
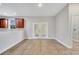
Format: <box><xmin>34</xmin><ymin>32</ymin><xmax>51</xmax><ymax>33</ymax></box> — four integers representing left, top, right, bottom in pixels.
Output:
<box><xmin>0</xmin><ymin>29</ymin><xmax>24</xmax><ymax>53</ymax></box>
<box><xmin>56</xmin><ymin>5</ymin><xmax>73</xmax><ymax>48</ymax></box>
<box><xmin>24</xmin><ymin>16</ymin><xmax>56</xmax><ymax>39</ymax></box>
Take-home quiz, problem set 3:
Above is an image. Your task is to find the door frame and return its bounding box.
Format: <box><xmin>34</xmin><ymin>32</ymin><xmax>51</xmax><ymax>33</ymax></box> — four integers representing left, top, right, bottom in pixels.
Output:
<box><xmin>32</xmin><ymin>22</ymin><xmax>48</xmax><ymax>39</ymax></box>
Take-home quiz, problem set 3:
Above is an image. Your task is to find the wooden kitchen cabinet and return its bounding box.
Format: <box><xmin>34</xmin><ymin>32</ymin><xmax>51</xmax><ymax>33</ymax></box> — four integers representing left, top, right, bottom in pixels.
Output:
<box><xmin>0</xmin><ymin>18</ymin><xmax>8</xmax><ymax>28</ymax></box>
<box><xmin>16</xmin><ymin>18</ymin><xmax>24</xmax><ymax>28</ymax></box>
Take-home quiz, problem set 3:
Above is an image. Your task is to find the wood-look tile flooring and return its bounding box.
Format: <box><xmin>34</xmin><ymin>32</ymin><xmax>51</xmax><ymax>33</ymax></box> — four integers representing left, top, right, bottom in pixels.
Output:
<box><xmin>1</xmin><ymin>39</ymin><xmax>79</xmax><ymax>55</ymax></box>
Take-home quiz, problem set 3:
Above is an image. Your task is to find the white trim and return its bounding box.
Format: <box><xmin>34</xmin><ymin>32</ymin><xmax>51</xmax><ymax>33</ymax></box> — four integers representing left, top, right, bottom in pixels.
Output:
<box><xmin>55</xmin><ymin>38</ymin><xmax>72</xmax><ymax>48</ymax></box>
<box><xmin>25</xmin><ymin>37</ymin><xmax>56</xmax><ymax>40</ymax></box>
<box><xmin>74</xmin><ymin>39</ymin><xmax>79</xmax><ymax>42</ymax></box>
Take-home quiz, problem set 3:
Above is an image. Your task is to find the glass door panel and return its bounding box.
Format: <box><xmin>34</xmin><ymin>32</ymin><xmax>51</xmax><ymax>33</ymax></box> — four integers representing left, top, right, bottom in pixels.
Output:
<box><xmin>33</xmin><ymin>22</ymin><xmax>48</xmax><ymax>38</ymax></box>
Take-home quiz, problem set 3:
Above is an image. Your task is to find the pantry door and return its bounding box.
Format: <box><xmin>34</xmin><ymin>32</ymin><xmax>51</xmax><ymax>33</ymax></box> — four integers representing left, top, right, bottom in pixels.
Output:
<box><xmin>33</xmin><ymin>22</ymin><xmax>48</xmax><ymax>39</ymax></box>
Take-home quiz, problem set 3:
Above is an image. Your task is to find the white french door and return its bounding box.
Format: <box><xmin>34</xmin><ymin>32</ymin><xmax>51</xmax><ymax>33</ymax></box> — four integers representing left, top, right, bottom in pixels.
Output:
<box><xmin>32</xmin><ymin>22</ymin><xmax>48</xmax><ymax>39</ymax></box>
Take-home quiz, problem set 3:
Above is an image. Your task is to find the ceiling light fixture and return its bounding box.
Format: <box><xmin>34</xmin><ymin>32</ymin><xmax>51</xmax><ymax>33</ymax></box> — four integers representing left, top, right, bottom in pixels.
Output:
<box><xmin>38</xmin><ymin>3</ymin><xmax>42</xmax><ymax>7</ymax></box>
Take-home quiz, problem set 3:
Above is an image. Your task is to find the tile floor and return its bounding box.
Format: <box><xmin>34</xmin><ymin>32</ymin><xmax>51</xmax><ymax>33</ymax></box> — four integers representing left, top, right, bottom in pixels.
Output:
<box><xmin>1</xmin><ymin>39</ymin><xmax>79</xmax><ymax>55</ymax></box>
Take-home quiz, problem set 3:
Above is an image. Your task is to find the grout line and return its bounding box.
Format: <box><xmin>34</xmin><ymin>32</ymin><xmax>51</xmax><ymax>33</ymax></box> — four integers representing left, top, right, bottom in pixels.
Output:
<box><xmin>40</xmin><ymin>39</ymin><xmax>41</xmax><ymax>54</ymax></box>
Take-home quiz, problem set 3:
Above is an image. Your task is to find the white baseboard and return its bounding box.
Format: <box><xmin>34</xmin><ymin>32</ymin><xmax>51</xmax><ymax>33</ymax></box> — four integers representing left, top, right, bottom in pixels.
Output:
<box><xmin>25</xmin><ymin>37</ymin><xmax>56</xmax><ymax>39</ymax></box>
<box><xmin>0</xmin><ymin>39</ymin><xmax>24</xmax><ymax>54</ymax></box>
<box><xmin>55</xmin><ymin>38</ymin><xmax>72</xmax><ymax>48</ymax></box>
<box><xmin>74</xmin><ymin>39</ymin><xmax>79</xmax><ymax>42</ymax></box>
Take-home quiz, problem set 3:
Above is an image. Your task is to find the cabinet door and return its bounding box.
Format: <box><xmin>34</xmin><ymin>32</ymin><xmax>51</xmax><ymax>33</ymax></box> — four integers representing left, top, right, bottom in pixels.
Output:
<box><xmin>16</xmin><ymin>18</ymin><xmax>24</xmax><ymax>28</ymax></box>
<box><xmin>0</xmin><ymin>18</ymin><xmax>8</xmax><ymax>28</ymax></box>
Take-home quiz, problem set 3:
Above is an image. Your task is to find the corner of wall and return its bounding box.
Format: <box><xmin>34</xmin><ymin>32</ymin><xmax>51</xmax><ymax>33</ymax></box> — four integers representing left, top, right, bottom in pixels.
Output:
<box><xmin>55</xmin><ymin>38</ymin><xmax>72</xmax><ymax>48</ymax></box>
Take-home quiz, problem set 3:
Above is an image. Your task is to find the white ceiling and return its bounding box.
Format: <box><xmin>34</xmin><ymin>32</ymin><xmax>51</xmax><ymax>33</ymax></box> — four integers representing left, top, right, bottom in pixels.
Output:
<box><xmin>0</xmin><ymin>3</ymin><xmax>67</xmax><ymax>16</ymax></box>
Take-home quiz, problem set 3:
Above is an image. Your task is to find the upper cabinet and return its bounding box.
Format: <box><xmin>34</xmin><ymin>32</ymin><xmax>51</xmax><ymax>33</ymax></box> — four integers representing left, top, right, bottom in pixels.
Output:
<box><xmin>0</xmin><ymin>18</ymin><xmax>8</xmax><ymax>28</ymax></box>
<box><xmin>16</xmin><ymin>18</ymin><xmax>24</xmax><ymax>28</ymax></box>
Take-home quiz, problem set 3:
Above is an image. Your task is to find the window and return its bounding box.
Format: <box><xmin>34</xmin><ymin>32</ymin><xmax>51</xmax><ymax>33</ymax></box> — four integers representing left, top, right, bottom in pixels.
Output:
<box><xmin>10</xmin><ymin>18</ymin><xmax>16</xmax><ymax>29</ymax></box>
<box><xmin>8</xmin><ymin>18</ymin><xmax>24</xmax><ymax>29</ymax></box>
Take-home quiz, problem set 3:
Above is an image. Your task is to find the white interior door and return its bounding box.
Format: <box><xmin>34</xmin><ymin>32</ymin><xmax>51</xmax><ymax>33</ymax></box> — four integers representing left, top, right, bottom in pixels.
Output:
<box><xmin>72</xmin><ymin>16</ymin><xmax>79</xmax><ymax>42</ymax></box>
<box><xmin>33</xmin><ymin>22</ymin><xmax>48</xmax><ymax>39</ymax></box>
